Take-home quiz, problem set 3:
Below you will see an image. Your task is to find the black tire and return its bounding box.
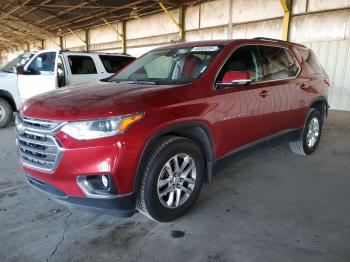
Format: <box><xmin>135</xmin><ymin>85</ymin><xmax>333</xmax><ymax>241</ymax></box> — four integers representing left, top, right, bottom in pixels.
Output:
<box><xmin>290</xmin><ymin>109</ymin><xmax>323</xmax><ymax>155</ymax></box>
<box><xmin>136</xmin><ymin>136</ymin><xmax>204</xmax><ymax>222</ymax></box>
<box><xmin>0</xmin><ymin>98</ymin><xmax>13</xmax><ymax>128</ymax></box>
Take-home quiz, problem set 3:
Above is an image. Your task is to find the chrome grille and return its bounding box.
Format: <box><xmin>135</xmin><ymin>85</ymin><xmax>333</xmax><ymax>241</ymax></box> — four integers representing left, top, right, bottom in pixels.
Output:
<box><xmin>22</xmin><ymin>117</ymin><xmax>62</xmax><ymax>132</ymax></box>
<box><xmin>16</xmin><ymin>115</ymin><xmax>64</xmax><ymax>173</ymax></box>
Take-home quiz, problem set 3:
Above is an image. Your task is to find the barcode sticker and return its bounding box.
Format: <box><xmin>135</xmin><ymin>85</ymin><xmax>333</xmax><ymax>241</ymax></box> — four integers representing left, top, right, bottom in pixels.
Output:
<box><xmin>191</xmin><ymin>46</ymin><xmax>220</xmax><ymax>52</ymax></box>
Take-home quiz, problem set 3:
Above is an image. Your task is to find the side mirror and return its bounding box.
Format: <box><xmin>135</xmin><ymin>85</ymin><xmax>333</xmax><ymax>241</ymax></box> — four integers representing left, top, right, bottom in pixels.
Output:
<box><xmin>218</xmin><ymin>71</ymin><xmax>252</xmax><ymax>87</ymax></box>
<box><xmin>16</xmin><ymin>65</ymin><xmax>26</xmax><ymax>74</ymax></box>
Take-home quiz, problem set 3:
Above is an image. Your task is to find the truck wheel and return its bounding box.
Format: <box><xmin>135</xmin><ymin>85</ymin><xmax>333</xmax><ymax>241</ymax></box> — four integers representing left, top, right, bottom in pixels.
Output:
<box><xmin>290</xmin><ymin>109</ymin><xmax>323</xmax><ymax>155</ymax></box>
<box><xmin>0</xmin><ymin>98</ymin><xmax>13</xmax><ymax>128</ymax></box>
<box><xmin>136</xmin><ymin>136</ymin><xmax>204</xmax><ymax>222</ymax></box>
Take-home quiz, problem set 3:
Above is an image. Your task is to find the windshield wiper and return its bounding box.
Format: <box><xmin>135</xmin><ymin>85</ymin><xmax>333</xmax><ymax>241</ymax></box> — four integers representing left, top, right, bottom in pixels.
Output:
<box><xmin>118</xmin><ymin>80</ymin><xmax>157</xmax><ymax>85</ymax></box>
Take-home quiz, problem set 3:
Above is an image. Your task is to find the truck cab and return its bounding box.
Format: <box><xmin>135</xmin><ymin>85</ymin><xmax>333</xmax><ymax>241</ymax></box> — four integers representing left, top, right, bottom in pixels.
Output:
<box><xmin>0</xmin><ymin>50</ymin><xmax>135</xmax><ymax>128</ymax></box>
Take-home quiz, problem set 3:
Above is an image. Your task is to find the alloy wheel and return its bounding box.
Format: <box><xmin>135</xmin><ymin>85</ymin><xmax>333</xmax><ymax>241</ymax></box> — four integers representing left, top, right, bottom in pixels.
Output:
<box><xmin>306</xmin><ymin>117</ymin><xmax>320</xmax><ymax>148</ymax></box>
<box><xmin>157</xmin><ymin>153</ymin><xmax>196</xmax><ymax>209</ymax></box>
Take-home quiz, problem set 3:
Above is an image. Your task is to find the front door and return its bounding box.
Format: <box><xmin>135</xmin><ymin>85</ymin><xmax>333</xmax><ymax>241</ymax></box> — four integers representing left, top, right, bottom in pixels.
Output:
<box><xmin>213</xmin><ymin>45</ymin><xmax>274</xmax><ymax>157</ymax></box>
<box><xmin>17</xmin><ymin>50</ymin><xmax>59</xmax><ymax>102</ymax></box>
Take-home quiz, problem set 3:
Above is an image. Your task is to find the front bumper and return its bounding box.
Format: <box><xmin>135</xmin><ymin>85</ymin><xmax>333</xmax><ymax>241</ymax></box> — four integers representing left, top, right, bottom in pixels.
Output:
<box><xmin>27</xmin><ymin>174</ymin><xmax>136</xmax><ymax>217</ymax></box>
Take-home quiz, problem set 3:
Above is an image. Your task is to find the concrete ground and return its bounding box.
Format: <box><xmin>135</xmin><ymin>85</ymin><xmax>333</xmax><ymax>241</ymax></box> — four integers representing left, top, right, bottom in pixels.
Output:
<box><xmin>0</xmin><ymin>110</ymin><xmax>349</xmax><ymax>262</ymax></box>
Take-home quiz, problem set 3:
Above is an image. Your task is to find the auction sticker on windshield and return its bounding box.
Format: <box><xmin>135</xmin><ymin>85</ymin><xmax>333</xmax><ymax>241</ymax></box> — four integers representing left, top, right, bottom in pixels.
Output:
<box><xmin>191</xmin><ymin>46</ymin><xmax>220</xmax><ymax>52</ymax></box>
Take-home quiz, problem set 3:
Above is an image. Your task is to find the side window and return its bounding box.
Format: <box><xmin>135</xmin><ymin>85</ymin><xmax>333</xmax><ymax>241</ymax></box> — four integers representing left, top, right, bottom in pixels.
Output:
<box><xmin>217</xmin><ymin>45</ymin><xmax>262</xmax><ymax>84</ymax></box>
<box><xmin>260</xmin><ymin>46</ymin><xmax>298</xmax><ymax>80</ymax></box>
<box><xmin>99</xmin><ymin>55</ymin><xmax>135</xmax><ymax>73</ymax></box>
<box><xmin>68</xmin><ymin>55</ymin><xmax>97</xmax><ymax>74</ymax></box>
<box><xmin>27</xmin><ymin>52</ymin><xmax>56</xmax><ymax>75</ymax></box>
<box><xmin>297</xmin><ymin>49</ymin><xmax>324</xmax><ymax>75</ymax></box>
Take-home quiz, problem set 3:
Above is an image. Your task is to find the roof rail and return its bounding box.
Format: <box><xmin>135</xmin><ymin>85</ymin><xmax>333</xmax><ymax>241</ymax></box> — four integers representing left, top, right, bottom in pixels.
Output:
<box><xmin>253</xmin><ymin>37</ymin><xmax>306</xmax><ymax>48</ymax></box>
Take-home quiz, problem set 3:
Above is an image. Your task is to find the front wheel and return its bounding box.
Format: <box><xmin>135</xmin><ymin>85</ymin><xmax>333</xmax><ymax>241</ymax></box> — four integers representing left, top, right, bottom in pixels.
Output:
<box><xmin>0</xmin><ymin>98</ymin><xmax>13</xmax><ymax>128</ymax></box>
<box><xmin>136</xmin><ymin>136</ymin><xmax>204</xmax><ymax>222</ymax></box>
<box><xmin>290</xmin><ymin>109</ymin><xmax>323</xmax><ymax>155</ymax></box>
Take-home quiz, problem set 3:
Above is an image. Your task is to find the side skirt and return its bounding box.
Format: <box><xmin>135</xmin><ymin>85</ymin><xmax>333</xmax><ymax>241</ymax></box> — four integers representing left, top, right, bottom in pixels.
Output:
<box><xmin>212</xmin><ymin>128</ymin><xmax>302</xmax><ymax>174</ymax></box>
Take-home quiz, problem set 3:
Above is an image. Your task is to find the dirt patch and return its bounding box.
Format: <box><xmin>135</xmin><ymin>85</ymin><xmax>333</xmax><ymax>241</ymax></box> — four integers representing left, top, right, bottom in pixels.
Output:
<box><xmin>88</xmin><ymin>221</ymin><xmax>154</xmax><ymax>249</ymax></box>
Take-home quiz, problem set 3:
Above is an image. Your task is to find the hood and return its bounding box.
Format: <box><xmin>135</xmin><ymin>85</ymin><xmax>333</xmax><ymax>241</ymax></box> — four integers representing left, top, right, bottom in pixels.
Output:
<box><xmin>0</xmin><ymin>71</ymin><xmax>12</xmax><ymax>77</ymax></box>
<box><xmin>21</xmin><ymin>81</ymin><xmax>184</xmax><ymax>120</ymax></box>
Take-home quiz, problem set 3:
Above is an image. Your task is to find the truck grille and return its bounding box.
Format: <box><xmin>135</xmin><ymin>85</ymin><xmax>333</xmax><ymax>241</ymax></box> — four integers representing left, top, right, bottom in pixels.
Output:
<box><xmin>16</xmin><ymin>115</ymin><xmax>64</xmax><ymax>173</ymax></box>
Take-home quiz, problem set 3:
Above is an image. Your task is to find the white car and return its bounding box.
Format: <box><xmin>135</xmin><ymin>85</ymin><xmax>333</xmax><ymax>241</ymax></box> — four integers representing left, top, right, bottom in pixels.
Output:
<box><xmin>0</xmin><ymin>50</ymin><xmax>135</xmax><ymax>128</ymax></box>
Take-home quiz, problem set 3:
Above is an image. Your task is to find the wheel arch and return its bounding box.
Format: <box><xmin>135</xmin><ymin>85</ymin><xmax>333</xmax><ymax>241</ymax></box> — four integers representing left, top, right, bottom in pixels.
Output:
<box><xmin>309</xmin><ymin>96</ymin><xmax>328</xmax><ymax>119</ymax></box>
<box><xmin>133</xmin><ymin>121</ymin><xmax>215</xmax><ymax>193</ymax></box>
<box><xmin>0</xmin><ymin>89</ymin><xmax>17</xmax><ymax>112</ymax></box>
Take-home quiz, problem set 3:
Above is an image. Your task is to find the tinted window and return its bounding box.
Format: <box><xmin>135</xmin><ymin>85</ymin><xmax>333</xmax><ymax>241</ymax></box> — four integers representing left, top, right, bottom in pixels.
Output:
<box><xmin>297</xmin><ymin>49</ymin><xmax>324</xmax><ymax>75</ymax></box>
<box><xmin>27</xmin><ymin>52</ymin><xmax>56</xmax><ymax>75</ymax></box>
<box><xmin>68</xmin><ymin>55</ymin><xmax>97</xmax><ymax>74</ymax></box>
<box><xmin>99</xmin><ymin>55</ymin><xmax>135</xmax><ymax>73</ymax></box>
<box><xmin>217</xmin><ymin>45</ymin><xmax>262</xmax><ymax>83</ymax></box>
<box><xmin>260</xmin><ymin>46</ymin><xmax>298</xmax><ymax>80</ymax></box>
<box><xmin>2</xmin><ymin>53</ymin><xmax>34</xmax><ymax>73</ymax></box>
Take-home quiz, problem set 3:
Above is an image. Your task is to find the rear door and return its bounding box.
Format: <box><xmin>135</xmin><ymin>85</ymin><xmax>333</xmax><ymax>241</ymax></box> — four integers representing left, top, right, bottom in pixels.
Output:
<box><xmin>17</xmin><ymin>50</ymin><xmax>59</xmax><ymax>101</ymax></box>
<box><xmin>259</xmin><ymin>45</ymin><xmax>301</xmax><ymax>132</ymax></box>
<box><xmin>64</xmin><ymin>54</ymin><xmax>100</xmax><ymax>85</ymax></box>
<box><xmin>99</xmin><ymin>55</ymin><xmax>135</xmax><ymax>74</ymax></box>
<box><xmin>213</xmin><ymin>45</ymin><xmax>274</xmax><ymax>157</ymax></box>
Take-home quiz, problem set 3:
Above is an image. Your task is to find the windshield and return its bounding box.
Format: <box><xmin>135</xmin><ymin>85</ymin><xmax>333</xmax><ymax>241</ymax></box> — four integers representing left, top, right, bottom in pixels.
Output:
<box><xmin>109</xmin><ymin>46</ymin><xmax>222</xmax><ymax>85</ymax></box>
<box><xmin>1</xmin><ymin>53</ymin><xmax>34</xmax><ymax>73</ymax></box>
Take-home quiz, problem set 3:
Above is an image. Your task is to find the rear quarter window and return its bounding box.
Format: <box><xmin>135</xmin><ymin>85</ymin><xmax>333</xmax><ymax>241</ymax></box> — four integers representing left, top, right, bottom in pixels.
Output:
<box><xmin>68</xmin><ymin>55</ymin><xmax>97</xmax><ymax>74</ymax></box>
<box><xmin>297</xmin><ymin>48</ymin><xmax>325</xmax><ymax>75</ymax></box>
<box><xmin>260</xmin><ymin>46</ymin><xmax>299</xmax><ymax>80</ymax></box>
<box><xmin>99</xmin><ymin>55</ymin><xmax>135</xmax><ymax>73</ymax></box>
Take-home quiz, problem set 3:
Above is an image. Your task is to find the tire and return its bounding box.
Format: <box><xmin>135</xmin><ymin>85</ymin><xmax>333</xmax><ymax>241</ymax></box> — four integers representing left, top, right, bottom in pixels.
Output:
<box><xmin>290</xmin><ymin>109</ymin><xmax>323</xmax><ymax>155</ymax></box>
<box><xmin>0</xmin><ymin>98</ymin><xmax>13</xmax><ymax>129</ymax></box>
<box><xmin>136</xmin><ymin>136</ymin><xmax>204</xmax><ymax>222</ymax></box>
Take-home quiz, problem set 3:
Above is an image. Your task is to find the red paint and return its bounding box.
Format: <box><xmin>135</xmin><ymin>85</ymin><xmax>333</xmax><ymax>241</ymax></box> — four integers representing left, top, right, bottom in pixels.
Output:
<box><xmin>20</xmin><ymin>39</ymin><xmax>330</xmax><ymax>197</ymax></box>
<box><xmin>222</xmin><ymin>71</ymin><xmax>251</xmax><ymax>83</ymax></box>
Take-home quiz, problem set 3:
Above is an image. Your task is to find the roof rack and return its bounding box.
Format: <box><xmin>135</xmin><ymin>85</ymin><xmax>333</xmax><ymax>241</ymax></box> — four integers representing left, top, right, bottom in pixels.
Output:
<box><xmin>253</xmin><ymin>37</ymin><xmax>306</xmax><ymax>48</ymax></box>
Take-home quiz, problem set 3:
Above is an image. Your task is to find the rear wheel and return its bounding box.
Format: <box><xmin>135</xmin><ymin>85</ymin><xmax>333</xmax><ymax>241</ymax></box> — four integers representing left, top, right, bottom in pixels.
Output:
<box><xmin>290</xmin><ymin>109</ymin><xmax>323</xmax><ymax>155</ymax></box>
<box><xmin>0</xmin><ymin>98</ymin><xmax>13</xmax><ymax>128</ymax></box>
<box><xmin>136</xmin><ymin>136</ymin><xmax>204</xmax><ymax>222</ymax></box>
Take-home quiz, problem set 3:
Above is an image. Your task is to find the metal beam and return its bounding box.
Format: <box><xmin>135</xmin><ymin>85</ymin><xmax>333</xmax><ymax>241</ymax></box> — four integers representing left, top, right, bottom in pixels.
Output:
<box><xmin>102</xmin><ymin>17</ymin><xmax>126</xmax><ymax>53</ymax></box>
<box><xmin>34</xmin><ymin>0</ymin><xmax>99</xmax><ymax>25</ymax></box>
<box><xmin>102</xmin><ymin>18</ymin><xmax>123</xmax><ymax>38</ymax></box>
<box><xmin>46</xmin><ymin>0</ymin><xmax>146</xmax><ymax>31</ymax></box>
<box><xmin>178</xmin><ymin>4</ymin><xmax>185</xmax><ymax>41</ymax></box>
<box><xmin>0</xmin><ymin>0</ymin><xmax>31</xmax><ymax>20</ymax></box>
<box><xmin>280</xmin><ymin>0</ymin><xmax>293</xmax><ymax>41</ymax></box>
<box><xmin>122</xmin><ymin>20</ymin><xmax>126</xmax><ymax>54</ymax></box>
<box><xmin>67</xmin><ymin>28</ymin><xmax>87</xmax><ymax>47</ymax></box>
<box><xmin>59</xmin><ymin>36</ymin><xmax>64</xmax><ymax>50</ymax></box>
<box><xmin>0</xmin><ymin>7</ymin><xmax>57</xmax><ymax>39</ymax></box>
<box><xmin>158</xmin><ymin>2</ymin><xmax>183</xmax><ymax>40</ymax></box>
<box><xmin>19</xmin><ymin>0</ymin><xmax>53</xmax><ymax>17</ymax></box>
<box><xmin>85</xmin><ymin>29</ymin><xmax>90</xmax><ymax>52</ymax></box>
<box><xmin>42</xmin><ymin>33</ymin><xmax>61</xmax><ymax>48</ymax></box>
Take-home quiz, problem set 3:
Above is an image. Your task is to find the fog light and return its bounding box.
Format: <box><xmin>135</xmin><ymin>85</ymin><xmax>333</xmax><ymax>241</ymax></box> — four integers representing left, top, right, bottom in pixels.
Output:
<box><xmin>76</xmin><ymin>175</ymin><xmax>118</xmax><ymax>199</ymax></box>
<box><xmin>101</xmin><ymin>175</ymin><xmax>109</xmax><ymax>188</ymax></box>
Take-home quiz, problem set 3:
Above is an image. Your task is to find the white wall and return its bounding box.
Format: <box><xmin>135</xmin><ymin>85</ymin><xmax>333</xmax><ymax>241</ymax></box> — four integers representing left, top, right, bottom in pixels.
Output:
<box><xmin>2</xmin><ymin>0</ymin><xmax>350</xmax><ymax>60</ymax></box>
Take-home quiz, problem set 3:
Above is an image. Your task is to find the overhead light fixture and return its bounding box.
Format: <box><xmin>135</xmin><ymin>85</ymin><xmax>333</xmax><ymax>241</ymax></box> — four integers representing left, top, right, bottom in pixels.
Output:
<box><xmin>130</xmin><ymin>7</ymin><xmax>140</xmax><ymax>19</ymax></box>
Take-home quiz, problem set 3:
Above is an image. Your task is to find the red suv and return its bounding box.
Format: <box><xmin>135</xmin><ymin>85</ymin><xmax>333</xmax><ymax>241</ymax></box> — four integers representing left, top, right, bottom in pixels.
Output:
<box><xmin>16</xmin><ymin>38</ymin><xmax>330</xmax><ymax>222</ymax></box>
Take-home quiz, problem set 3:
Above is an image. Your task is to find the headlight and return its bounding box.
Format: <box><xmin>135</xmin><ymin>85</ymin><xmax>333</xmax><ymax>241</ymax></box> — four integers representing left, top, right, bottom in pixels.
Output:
<box><xmin>61</xmin><ymin>112</ymin><xmax>144</xmax><ymax>140</ymax></box>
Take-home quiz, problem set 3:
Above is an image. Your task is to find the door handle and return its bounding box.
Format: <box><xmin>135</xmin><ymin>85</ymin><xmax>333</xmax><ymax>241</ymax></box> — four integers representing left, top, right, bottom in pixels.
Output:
<box><xmin>258</xmin><ymin>90</ymin><xmax>272</xmax><ymax>97</ymax></box>
<box><xmin>298</xmin><ymin>83</ymin><xmax>311</xmax><ymax>90</ymax></box>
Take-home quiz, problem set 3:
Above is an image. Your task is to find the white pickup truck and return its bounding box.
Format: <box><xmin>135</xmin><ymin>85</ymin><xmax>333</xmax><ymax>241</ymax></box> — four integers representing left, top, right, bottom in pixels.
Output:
<box><xmin>0</xmin><ymin>49</ymin><xmax>135</xmax><ymax>128</ymax></box>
